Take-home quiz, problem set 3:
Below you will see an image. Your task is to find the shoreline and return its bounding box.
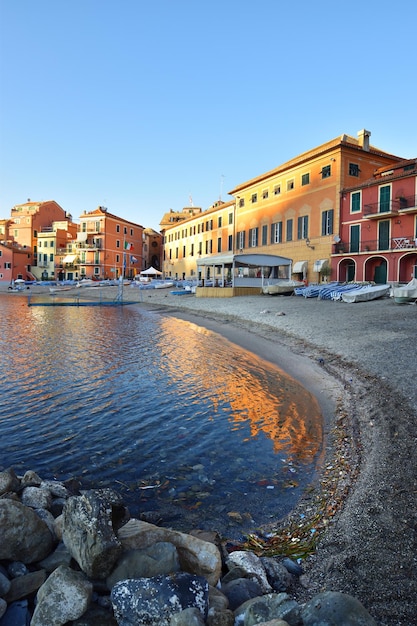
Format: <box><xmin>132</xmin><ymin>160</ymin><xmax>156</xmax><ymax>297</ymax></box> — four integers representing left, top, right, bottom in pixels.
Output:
<box><xmin>4</xmin><ymin>284</ymin><xmax>417</xmax><ymax>623</ymax></box>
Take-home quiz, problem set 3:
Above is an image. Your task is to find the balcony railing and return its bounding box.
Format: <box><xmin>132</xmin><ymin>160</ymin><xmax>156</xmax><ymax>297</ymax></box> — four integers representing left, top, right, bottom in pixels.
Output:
<box><xmin>364</xmin><ymin>194</ymin><xmax>417</xmax><ymax>217</ymax></box>
<box><xmin>333</xmin><ymin>236</ymin><xmax>417</xmax><ymax>254</ymax></box>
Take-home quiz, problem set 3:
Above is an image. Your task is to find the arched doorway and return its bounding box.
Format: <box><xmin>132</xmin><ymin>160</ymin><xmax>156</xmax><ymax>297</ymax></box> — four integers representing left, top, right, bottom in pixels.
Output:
<box><xmin>338</xmin><ymin>258</ymin><xmax>356</xmax><ymax>282</ymax></box>
<box><xmin>364</xmin><ymin>257</ymin><xmax>388</xmax><ymax>284</ymax></box>
<box><xmin>398</xmin><ymin>252</ymin><xmax>417</xmax><ymax>282</ymax></box>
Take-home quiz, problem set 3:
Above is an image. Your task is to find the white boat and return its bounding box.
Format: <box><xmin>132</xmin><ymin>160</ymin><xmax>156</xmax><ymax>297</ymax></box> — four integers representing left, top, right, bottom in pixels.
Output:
<box><xmin>49</xmin><ymin>284</ymin><xmax>75</xmax><ymax>294</ymax></box>
<box><xmin>341</xmin><ymin>284</ymin><xmax>391</xmax><ymax>303</ymax></box>
<box><xmin>392</xmin><ymin>278</ymin><xmax>417</xmax><ymax>304</ymax></box>
<box><xmin>262</xmin><ymin>279</ymin><xmax>304</xmax><ymax>295</ymax></box>
<box><xmin>153</xmin><ymin>280</ymin><xmax>174</xmax><ymax>289</ymax></box>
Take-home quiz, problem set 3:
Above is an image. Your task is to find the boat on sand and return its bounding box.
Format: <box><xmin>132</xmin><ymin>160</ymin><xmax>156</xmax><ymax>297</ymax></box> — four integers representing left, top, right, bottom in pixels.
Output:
<box><xmin>392</xmin><ymin>278</ymin><xmax>417</xmax><ymax>304</ymax></box>
<box><xmin>262</xmin><ymin>280</ymin><xmax>304</xmax><ymax>295</ymax></box>
<box><xmin>341</xmin><ymin>284</ymin><xmax>390</xmax><ymax>303</ymax></box>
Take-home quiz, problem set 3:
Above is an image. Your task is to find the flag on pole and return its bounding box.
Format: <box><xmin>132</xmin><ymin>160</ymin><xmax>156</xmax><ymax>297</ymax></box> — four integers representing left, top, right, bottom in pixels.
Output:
<box><xmin>124</xmin><ymin>242</ymin><xmax>133</xmax><ymax>250</ymax></box>
<box><xmin>130</xmin><ymin>256</ymin><xmax>138</xmax><ymax>263</ymax></box>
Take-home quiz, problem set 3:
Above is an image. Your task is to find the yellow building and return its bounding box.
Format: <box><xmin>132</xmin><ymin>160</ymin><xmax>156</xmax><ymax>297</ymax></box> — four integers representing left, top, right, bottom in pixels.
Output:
<box><xmin>163</xmin><ymin>131</ymin><xmax>403</xmax><ymax>288</ymax></box>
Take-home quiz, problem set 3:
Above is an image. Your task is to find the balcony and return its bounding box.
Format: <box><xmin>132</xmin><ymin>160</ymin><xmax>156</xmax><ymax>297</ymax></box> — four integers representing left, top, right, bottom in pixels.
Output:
<box><xmin>332</xmin><ymin>236</ymin><xmax>417</xmax><ymax>255</ymax></box>
<box><xmin>364</xmin><ymin>194</ymin><xmax>417</xmax><ymax>219</ymax></box>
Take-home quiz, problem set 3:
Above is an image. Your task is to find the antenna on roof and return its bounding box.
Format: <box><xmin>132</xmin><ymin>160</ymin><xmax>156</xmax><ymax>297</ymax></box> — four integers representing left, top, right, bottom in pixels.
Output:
<box><xmin>219</xmin><ymin>174</ymin><xmax>224</xmax><ymax>201</ymax></box>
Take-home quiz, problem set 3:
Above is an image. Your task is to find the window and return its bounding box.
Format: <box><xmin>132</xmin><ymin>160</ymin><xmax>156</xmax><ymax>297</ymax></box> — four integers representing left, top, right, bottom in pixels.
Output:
<box><xmin>351</xmin><ymin>191</ymin><xmax>361</xmax><ymax>213</ymax></box>
<box><xmin>50</xmin><ymin>241</ymin><xmax>54</xmax><ymax>247</ymax></box>
<box><xmin>379</xmin><ymin>185</ymin><xmax>391</xmax><ymax>213</ymax></box>
<box><xmin>116</xmin><ymin>240</ymin><xmax>120</xmax><ymax>248</ymax></box>
<box><xmin>287</xmin><ymin>179</ymin><xmax>295</xmax><ymax>191</ymax></box>
<box><xmin>262</xmin><ymin>190</ymin><xmax>269</xmax><ymax>200</ymax></box>
<box><xmin>49</xmin><ymin>253</ymin><xmax>54</xmax><ymax>262</ymax></box>
<box><xmin>190</xmin><ymin>243</ymin><xmax>194</xmax><ymax>256</ymax></box>
<box><xmin>4</xmin><ymin>262</ymin><xmax>11</xmax><ymax>269</ymax></box>
<box><xmin>286</xmin><ymin>219</ymin><xmax>293</xmax><ymax>242</ymax></box>
<box><xmin>262</xmin><ymin>224</ymin><xmax>268</xmax><ymax>245</ymax></box>
<box><xmin>218</xmin><ymin>216</ymin><xmax>222</xmax><ymax>228</ymax></box>
<box><xmin>321</xmin><ymin>209</ymin><xmax>334</xmax><ymax>236</ymax></box>
<box><xmin>271</xmin><ymin>222</ymin><xmax>282</xmax><ymax>244</ymax></box>
<box><xmin>198</xmin><ymin>242</ymin><xmax>202</xmax><ymax>255</ymax></box>
<box><xmin>217</xmin><ymin>237</ymin><xmax>222</xmax><ymax>253</ymax></box>
<box><xmin>349</xmin><ymin>163</ymin><xmax>360</xmax><ymax>177</ymax></box>
<box><xmin>321</xmin><ymin>165</ymin><xmax>331</xmax><ymax>179</ymax></box>
<box><xmin>183</xmin><ymin>245</ymin><xmax>186</xmax><ymax>257</ymax></box>
<box><xmin>228</xmin><ymin>212</ymin><xmax>233</xmax><ymax>224</ymax></box>
<box><xmin>301</xmin><ymin>173</ymin><xmax>310</xmax><ymax>186</ymax></box>
<box><xmin>124</xmin><ymin>227</ymin><xmax>127</xmax><ymax>235</ymax></box>
<box><xmin>250</xmin><ymin>227</ymin><xmax>258</xmax><ymax>247</ymax></box>
<box><xmin>228</xmin><ymin>234</ymin><xmax>233</xmax><ymax>251</ymax></box>
<box><xmin>239</xmin><ymin>198</ymin><xmax>245</xmax><ymax>207</ymax></box>
<box><xmin>350</xmin><ymin>225</ymin><xmax>360</xmax><ymax>253</ymax></box>
<box><xmin>116</xmin><ymin>224</ymin><xmax>120</xmax><ymax>233</ymax></box>
<box><xmin>274</xmin><ymin>184</ymin><xmax>281</xmax><ymax>195</ymax></box>
<box><xmin>297</xmin><ymin>216</ymin><xmax>309</xmax><ymax>240</ymax></box>
<box><xmin>251</xmin><ymin>193</ymin><xmax>258</xmax><ymax>203</ymax></box>
<box><xmin>237</xmin><ymin>231</ymin><xmax>246</xmax><ymax>250</ymax></box>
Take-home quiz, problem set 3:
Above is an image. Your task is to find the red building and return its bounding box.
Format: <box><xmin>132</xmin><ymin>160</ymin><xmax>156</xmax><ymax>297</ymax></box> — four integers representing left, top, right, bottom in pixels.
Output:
<box><xmin>332</xmin><ymin>159</ymin><xmax>417</xmax><ymax>284</ymax></box>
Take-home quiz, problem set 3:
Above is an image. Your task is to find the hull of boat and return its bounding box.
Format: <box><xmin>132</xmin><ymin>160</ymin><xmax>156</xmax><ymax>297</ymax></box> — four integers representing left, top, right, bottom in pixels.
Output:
<box><xmin>341</xmin><ymin>285</ymin><xmax>390</xmax><ymax>303</ymax></box>
<box><xmin>262</xmin><ymin>280</ymin><xmax>304</xmax><ymax>295</ymax></box>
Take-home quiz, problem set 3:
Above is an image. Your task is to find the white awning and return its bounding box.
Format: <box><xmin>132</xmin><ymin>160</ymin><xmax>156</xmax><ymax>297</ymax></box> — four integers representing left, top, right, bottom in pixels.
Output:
<box><xmin>77</xmin><ymin>232</ymin><xmax>87</xmax><ymax>242</ymax></box>
<box><xmin>313</xmin><ymin>259</ymin><xmax>329</xmax><ymax>272</ymax></box>
<box><xmin>62</xmin><ymin>255</ymin><xmax>76</xmax><ymax>263</ymax></box>
<box><xmin>196</xmin><ymin>253</ymin><xmax>292</xmax><ymax>267</ymax></box>
<box><xmin>292</xmin><ymin>260</ymin><xmax>308</xmax><ymax>273</ymax></box>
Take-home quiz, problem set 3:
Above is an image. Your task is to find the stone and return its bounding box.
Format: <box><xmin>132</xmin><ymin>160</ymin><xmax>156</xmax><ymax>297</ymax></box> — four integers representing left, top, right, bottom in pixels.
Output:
<box><xmin>21</xmin><ymin>485</ymin><xmax>52</xmax><ymax>510</ymax></box>
<box><xmin>7</xmin><ymin>562</ymin><xmax>28</xmax><ymax>578</ymax></box>
<box><xmin>208</xmin><ymin>585</ymin><xmax>229</xmax><ymax>611</ymax></box>
<box><xmin>72</xmin><ymin>604</ymin><xmax>118</xmax><ymax>625</ymax></box>
<box><xmin>206</xmin><ymin>607</ymin><xmax>235</xmax><ymax>625</ymax></box>
<box><xmin>40</xmin><ymin>479</ymin><xmax>70</xmax><ymax>498</ymax></box>
<box><xmin>21</xmin><ymin>470</ymin><xmax>42</xmax><ymax>486</ymax></box>
<box><xmin>301</xmin><ymin>591</ymin><xmax>377</xmax><ymax>625</ymax></box>
<box><xmin>0</xmin><ymin>468</ymin><xmax>20</xmax><ymax>496</ymax></box>
<box><xmin>221</xmin><ymin>577</ymin><xmax>264</xmax><ymax>611</ymax></box>
<box><xmin>34</xmin><ymin>507</ymin><xmax>57</xmax><ymax>540</ymax></box>
<box><xmin>0</xmin><ymin>499</ymin><xmax>54</xmax><ymax>563</ymax></box>
<box><xmin>106</xmin><ymin>542</ymin><xmax>180</xmax><ymax>589</ymax></box>
<box><xmin>117</xmin><ymin>518</ymin><xmax>222</xmax><ymax>586</ymax></box>
<box><xmin>170</xmin><ymin>606</ymin><xmax>205</xmax><ymax>625</ymax></box>
<box><xmin>226</xmin><ymin>550</ymin><xmax>272</xmax><ymax>593</ymax></box>
<box><xmin>0</xmin><ymin>599</ymin><xmax>31</xmax><ymax>626</ymax></box>
<box><xmin>38</xmin><ymin>541</ymin><xmax>73</xmax><ymax>572</ymax></box>
<box><xmin>261</xmin><ymin>556</ymin><xmax>294</xmax><ymax>592</ymax></box>
<box><xmin>31</xmin><ymin>565</ymin><xmax>93</xmax><ymax>626</ymax></box>
<box><xmin>0</xmin><ymin>571</ymin><xmax>11</xmax><ymax>596</ymax></box>
<box><xmin>0</xmin><ymin>598</ymin><xmax>6</xmax><ymax>620</ymax></box>
<box><xmin>62</xmin><ymin>489</ymin><xmax>124</xmax><ymax>579</ymax></box>
<box><xmin>4</xmin><ymin>569</ymin><xmax>47</xmax><ymax>603</ymax></box>
<box><xmin>111</xmin><ymin>572</ymin><xmax>208</xmax><ymax>626</ymax></box>
<box><xmin>241</xmin><ymin>592</ymin><xmax>302</xmax><ymax>625</ymax></box>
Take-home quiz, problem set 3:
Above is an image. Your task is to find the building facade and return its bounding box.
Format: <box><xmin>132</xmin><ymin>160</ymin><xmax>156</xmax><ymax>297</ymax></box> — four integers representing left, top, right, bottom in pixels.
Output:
<box><xmin>74</xmin><ymin>207</ymin><xmax>144</xmax><ymax>280</ymax></box>
<box><xmin>162</xmin><ymin>131</ymin><xmax>404</xmax><ymax>285</ymax></box>
<box><xmin>332</xmin><ymin>159</ymin><xmax>417</xmax><ymax>283</ymax></box>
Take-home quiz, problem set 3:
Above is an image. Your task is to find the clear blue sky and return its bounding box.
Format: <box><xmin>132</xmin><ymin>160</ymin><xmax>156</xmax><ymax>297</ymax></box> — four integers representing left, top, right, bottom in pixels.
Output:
<box><xmin>1</xmin><ymin>0</ymin><xmax>416</xmax><ymax>232</ymax></box>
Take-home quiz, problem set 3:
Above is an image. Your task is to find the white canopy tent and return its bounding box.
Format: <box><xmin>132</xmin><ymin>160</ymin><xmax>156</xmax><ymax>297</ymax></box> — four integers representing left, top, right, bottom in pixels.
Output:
<box><xmin>140</xmin><ymin>266</ymin><xmax>162</xmax><ymax>276</ymax></box>
<box><xmin>196</xmin><ymin>253</ymin><xmax>292</xmax><ymax>288</ymax></box>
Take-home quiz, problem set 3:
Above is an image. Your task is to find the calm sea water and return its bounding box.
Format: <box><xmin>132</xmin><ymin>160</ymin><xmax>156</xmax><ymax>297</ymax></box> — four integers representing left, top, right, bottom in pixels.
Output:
<box><xmin>0</xmin><ymin>294</ymin><xmax>322</xmax><ymax>538</ymax></box>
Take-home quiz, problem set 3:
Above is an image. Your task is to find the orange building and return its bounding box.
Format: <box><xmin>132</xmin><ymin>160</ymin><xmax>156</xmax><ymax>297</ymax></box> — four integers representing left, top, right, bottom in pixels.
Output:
<box><xmin>162</xmin><ymin>131</ymin><xmax>403</xmax><ymax>288</ymax></box>
<box><xmin>75</xmin><ymin>207</ymin><xmax>144</xmax><ymax>280</ymax></box>
<box><xmin>228</xmin><ymin>130</ymin><xmax>403</xmax><ymax>284</ymax></box>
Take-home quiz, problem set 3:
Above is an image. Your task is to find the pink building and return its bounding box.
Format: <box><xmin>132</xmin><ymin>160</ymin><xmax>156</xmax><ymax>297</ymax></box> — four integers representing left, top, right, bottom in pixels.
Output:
<box><xmin>332</xmin><ymin>159</ymin><xmax>417</xmax><ymax>284</ymax></box>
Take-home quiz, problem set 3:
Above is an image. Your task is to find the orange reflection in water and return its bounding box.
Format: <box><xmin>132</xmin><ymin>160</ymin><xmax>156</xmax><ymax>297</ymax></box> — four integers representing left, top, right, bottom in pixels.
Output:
<box><xmin>155</xmin><ymin>317</ymin><xmax>322</xmax><ymax>463</ymax></box>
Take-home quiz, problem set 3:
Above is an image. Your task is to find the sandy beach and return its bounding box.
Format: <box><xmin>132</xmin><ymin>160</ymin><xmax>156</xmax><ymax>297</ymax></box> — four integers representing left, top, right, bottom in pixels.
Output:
<box><xmin>4</xmin><ymin>283</ymin><xmax>417</xmax><ymax>624</ymax></box>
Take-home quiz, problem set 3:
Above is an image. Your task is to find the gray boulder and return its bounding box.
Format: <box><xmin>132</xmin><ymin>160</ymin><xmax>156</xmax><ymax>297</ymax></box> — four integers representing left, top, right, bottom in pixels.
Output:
<box><xmin>31</xmin><ymin>564</ymin><xmax>93</xmax><ymax>626</ymax></box>
<box><xmin>226</xmin><ymin>550</ymin><xmax>272</xmax><ymax>593</ymax></box>
<box><xmin>301</xmin><ymin>591</ymin><xmax>377</xmax><ymax>625</ymax></box>
<box><xmin>117</xmin><ymin>518</ymin><xmax>222</xmax><ymax>586</ymax></box>
<box><xmin>0</xmin><ymin>499</ymin><xmax>54</xmax><ymax>562</ymax></box>
<box><xmin>106</xmin><ymin>542</ymin><xmax>180</xmax><ymax>588</ymax></box>
<box><xmin>111</xmin><ymin>572</ymin><xmax>208</xmax><ymax>626</ymax></box>
<box><xmin>62</xmin><ymin>489</ymin><xmax>124</xmax><ymax>579</ymax></box>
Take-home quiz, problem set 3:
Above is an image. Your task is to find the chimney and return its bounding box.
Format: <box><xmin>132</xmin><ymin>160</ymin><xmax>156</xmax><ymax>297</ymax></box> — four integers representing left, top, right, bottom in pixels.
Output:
<box><xmin>357</xmin><ymin>129</ymin><xmax>371</xmax><ymax>151</ymax></box>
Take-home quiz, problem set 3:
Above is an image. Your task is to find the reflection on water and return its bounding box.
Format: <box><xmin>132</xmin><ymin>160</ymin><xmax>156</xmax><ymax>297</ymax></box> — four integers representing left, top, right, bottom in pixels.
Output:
<box><xmin>0</xmin><ymin>294</ymin><xmax>322</xmax><ymax>537</ymax></box>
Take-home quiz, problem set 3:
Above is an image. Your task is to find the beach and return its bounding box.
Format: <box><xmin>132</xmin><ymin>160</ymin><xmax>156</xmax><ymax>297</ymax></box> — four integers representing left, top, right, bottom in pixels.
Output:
<box><xmin>4</xmin><ymin>283</ymin><xmax>417</xmax><ymax>624</ymax></box>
